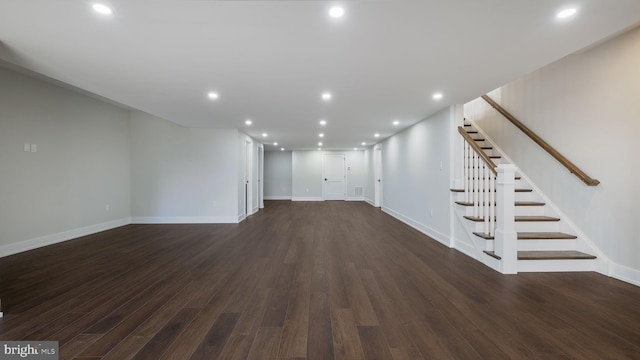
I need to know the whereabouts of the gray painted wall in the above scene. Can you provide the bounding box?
[0,66,130,255]
[264,151,292,199]
[130,111,239,222]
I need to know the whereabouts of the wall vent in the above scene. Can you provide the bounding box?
[354,186,364,197]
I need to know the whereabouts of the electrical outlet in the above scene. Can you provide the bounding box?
[430,208,434,217]
[24,143,31,152]
[306,188,309,193]
[105,204,110,211]
[30,144,37,153]
[212,200,217,207]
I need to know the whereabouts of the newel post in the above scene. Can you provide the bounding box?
[495,164,518,274]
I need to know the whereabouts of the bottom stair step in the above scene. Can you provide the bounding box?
[473,232,577,240]
[483,250,596,260]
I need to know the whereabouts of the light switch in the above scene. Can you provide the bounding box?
[30,144,37,153]
[24,143,31,152]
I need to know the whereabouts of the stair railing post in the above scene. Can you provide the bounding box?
[495,164,518,274]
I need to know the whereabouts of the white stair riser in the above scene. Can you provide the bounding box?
[485,239,577,252]
[514,192,538,202]
[515,221,560,232]
[517,259,597,272]
[459,203,546,217]
[514,206,545,216]
[517,239,577,251]
[468,219,560,233]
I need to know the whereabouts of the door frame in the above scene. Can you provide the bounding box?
[374,144,382,207]
[322,152,346,201]
[245,139,253,216]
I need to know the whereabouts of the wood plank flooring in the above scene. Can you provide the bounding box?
[1,200,640,359]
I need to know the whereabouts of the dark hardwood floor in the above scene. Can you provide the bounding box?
[1,201,640,359]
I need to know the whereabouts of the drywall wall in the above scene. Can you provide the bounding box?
[0,66,130,256]
[465,26,640,278]
[130,111,239,223]
[292,151,323,200]
[346,150,365,200]
[264,151,293,199]
[381,107,453,245]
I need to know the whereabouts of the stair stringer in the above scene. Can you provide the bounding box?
[465,117,609,274]
[451,192,501,272]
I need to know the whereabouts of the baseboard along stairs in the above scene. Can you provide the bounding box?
[451,119,599,274]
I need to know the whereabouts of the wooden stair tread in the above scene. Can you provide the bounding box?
[517,251,596,260]
[464,216,560,222]
[515,201,545,206]
[483,250,596,260]
[455,201,545,206]
[473,232,578,240]
[483,250,501,260]
[518,232,577,239]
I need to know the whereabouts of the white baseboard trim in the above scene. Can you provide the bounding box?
[131,216,239,224]
[0,218,131,258]
[291,197,324,202]
[346,197,365,202]
[610,263,640,287]
[364,198,376,207]
[381,206,451,247]
[264,196,292,200]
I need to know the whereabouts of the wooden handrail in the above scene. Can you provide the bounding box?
[481,95,600,186]
[458,126,497,175]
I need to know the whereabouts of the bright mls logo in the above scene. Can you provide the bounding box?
[1,341,58,359]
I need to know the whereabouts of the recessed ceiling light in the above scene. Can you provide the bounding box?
[393,120,400,126]
[273,142,278,146]
[245,119,252,125]
[319,133,324,138]
[374,133,380,138]
[361,142,366,146]
[318,148,322,151]
[208,92,219,100]
[281,148,285,151]
[318,142,323,146]
[432,92,443,100]
[353,147,358,150]
[92,3,113,15]
[262,133,268,137]
[557,8,577,19]
[321,92,332,101]
[329,6,345,18]
[319,120,327,126]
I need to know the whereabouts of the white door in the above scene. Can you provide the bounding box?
[374,145,382,207]
[323,153,346,200]
[245,140,253,216]
[258,145,264,209]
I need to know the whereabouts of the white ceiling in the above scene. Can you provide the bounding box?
[1,1,639,151]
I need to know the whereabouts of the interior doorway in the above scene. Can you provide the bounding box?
[374,144,382,207]
[323,153,346,200]
[245,139,253,216]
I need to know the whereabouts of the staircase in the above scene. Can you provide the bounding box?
[452,120,598,273]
